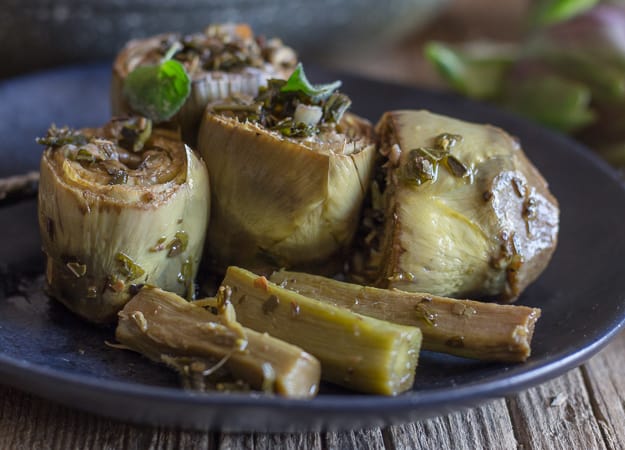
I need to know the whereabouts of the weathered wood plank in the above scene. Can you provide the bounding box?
[324,428,386,450]
[506,368,607,450]
[581,331,625,450]
[1,332,624,449]
[0,387,216,450]
[383,399,516,450]
[218,432,322,450]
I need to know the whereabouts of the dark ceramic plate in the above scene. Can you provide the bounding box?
[1,65,624,432]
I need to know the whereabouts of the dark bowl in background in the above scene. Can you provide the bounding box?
[1,0,448,78]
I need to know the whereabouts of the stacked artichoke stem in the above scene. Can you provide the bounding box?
[221,267,421,395]
[116,286,321,398]
[38,123,210,323]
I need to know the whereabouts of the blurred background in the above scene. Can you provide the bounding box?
[1,0,525,79]
[1,0,448,78]
[3,0,625,170]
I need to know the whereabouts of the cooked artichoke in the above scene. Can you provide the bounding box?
[369,110,559,301]
[116,286,321,398]
[221,266,421,396]
[37,118,210,323]
[197,72,376,272]
[111,24,297,143]
[270,270,541,362]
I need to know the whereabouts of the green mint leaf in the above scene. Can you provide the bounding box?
[280,63,341,101]
[123,59,191,123]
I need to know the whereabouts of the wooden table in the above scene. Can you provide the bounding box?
[0,331,623,449]
[3,2,625,448]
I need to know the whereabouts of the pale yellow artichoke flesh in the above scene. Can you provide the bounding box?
[198,112,376,272]
[374,110,559,301]
[38,123,210,323]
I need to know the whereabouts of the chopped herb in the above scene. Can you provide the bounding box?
[119,117,152,152]
[166,25,274,73]
[402,132,471,185]
[213,64,349,138]
[149,237,167,252]
[444,155,470,177]
[115,252,146,281]
[274,118,316,138]
[74,149,97,163]
[415,302,438,327]
[167,231,189,257]
[416,146,446,161]
[404,149,439,185]
[66,262,87,278]
[109,169,128,185]
[446,335,465,348]
[177,264,188,284]
[323,92,352,123]
[262,295,280,314]
[178,257,194,300]
[37,125,88,148]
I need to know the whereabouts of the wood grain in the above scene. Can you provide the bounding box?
[219,433,321,450]
[383,399,517,450]
[506,369,607,449]
[581,331,625,450]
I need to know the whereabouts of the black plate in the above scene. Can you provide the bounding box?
[1,65,624,432]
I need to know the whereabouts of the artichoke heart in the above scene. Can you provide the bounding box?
[371,110,559,301]
[198,98,376,271]
[37,118,210,323]
[111,23,297,142]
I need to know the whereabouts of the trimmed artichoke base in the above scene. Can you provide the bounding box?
[38,125,210,322]
[373,110,559,301]
[198,111,376,272]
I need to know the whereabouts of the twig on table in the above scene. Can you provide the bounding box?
[0,171,39,205]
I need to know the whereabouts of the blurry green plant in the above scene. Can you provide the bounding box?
[426,0,625,168]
